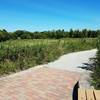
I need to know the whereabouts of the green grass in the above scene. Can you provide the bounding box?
[0,38,97,76]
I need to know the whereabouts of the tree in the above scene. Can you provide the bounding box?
[0,29,10,41]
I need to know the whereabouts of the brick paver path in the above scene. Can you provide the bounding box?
[0,67,80,100]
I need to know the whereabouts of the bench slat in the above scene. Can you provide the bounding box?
[78,88,86,100]
[94,90,100,100]
[86,89,95,100]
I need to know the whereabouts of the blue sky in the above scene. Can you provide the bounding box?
[0,0,100,31]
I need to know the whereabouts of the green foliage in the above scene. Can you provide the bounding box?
[0,29,100,42]
[0,38,97,76]
[91,36,100,89]
[0,29,10,42]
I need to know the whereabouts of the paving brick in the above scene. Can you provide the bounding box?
[0,67,80,100]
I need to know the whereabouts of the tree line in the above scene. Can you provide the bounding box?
[0,29,100,42]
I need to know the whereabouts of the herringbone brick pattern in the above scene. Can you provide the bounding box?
[0,67,80,100]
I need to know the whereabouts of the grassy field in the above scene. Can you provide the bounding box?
[0,38,97,76]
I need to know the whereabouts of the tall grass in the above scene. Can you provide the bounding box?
[0,38,97,76]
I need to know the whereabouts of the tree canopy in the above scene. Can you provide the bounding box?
[0,29,100,42]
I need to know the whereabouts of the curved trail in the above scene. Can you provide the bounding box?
[44,49,97,88]
[45,49,97,72]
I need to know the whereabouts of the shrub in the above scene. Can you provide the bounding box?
[0,38,97,76]
[91,36,100,89]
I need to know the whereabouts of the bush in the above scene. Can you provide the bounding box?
[91,36,100,89]
[0,38,97,76]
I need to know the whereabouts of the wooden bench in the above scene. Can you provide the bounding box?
[78,88,100,100]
